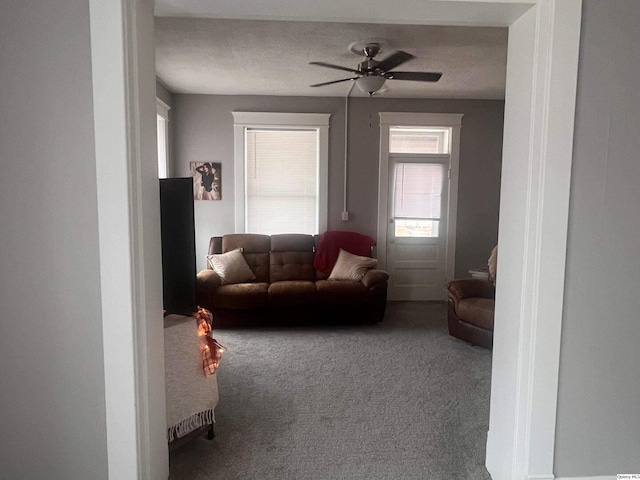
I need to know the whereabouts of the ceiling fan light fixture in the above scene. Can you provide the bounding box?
[356,75,386,96]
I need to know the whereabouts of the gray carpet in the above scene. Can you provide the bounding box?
[169,302,492,480]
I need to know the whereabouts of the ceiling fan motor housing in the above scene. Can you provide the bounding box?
[358,59,380,73]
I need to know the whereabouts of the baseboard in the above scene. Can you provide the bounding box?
[521,471,623,479]
[485,429,495,471]
[527,472,619,479]
[555,476,617,480]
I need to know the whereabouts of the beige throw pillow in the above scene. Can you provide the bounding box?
[328,249,377,281]
[488,245,498,284]
[206,248,256,285]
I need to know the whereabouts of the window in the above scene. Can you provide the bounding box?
[377,112,463,285]
[233,112,330,235]
[156,98,170,178]
[386,124,452,238]
[245,129,318,234]
[393,162,445,238]
[389,127,449,154]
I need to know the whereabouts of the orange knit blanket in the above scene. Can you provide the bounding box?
[194,307,226,376]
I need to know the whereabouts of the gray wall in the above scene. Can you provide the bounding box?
[0,1,108,478]
[555,0,640,476]
[156,78,173,107]
[172,94,503,274]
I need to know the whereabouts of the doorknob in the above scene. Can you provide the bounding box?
[389,219,394,224]
[390,239,395,243]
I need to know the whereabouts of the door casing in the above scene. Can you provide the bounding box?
[92,2,582,479]
[377,112,463,287]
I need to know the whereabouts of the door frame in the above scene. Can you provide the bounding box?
[90,0,168,478]
[92,1,582,479]
[377,112,463,286]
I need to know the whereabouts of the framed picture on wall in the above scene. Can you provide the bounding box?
[190,162,221,201]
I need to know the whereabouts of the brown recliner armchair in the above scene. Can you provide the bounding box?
[446,278,495,349]
[447,246,497,349]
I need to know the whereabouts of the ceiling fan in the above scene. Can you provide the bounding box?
[309,42,442,96]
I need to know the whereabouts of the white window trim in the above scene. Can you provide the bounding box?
[232,112,330,234]
[156,98,170,178]
[377,112,463,283]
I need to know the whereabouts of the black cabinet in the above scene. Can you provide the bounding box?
[159,178,197,315]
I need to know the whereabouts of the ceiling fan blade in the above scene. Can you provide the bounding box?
[376,51,415,72]
[309,61,360,74]
[310,77,358,87]
[386,71,442,82]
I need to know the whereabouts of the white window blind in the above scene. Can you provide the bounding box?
[389,127,449,154]
[393,163,444,237]
[245,129,318,234]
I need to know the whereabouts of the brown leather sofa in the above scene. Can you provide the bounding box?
[196,233,389,326]
[446,278,495,349]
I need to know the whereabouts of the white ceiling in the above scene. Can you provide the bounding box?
[154,0,531,26]
[155,1,513,99]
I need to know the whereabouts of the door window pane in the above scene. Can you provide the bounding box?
[394,219,439,237]
[393,163,444,237]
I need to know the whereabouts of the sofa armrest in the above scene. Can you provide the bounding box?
[361,269,389,289]
[196,269,222,291]
[447,279,495,302]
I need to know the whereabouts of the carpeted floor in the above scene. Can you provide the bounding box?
[169,302,492,480]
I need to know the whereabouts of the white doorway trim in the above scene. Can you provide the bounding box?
[95,1,582,479]
[486,1,582,479]
[377,112,463,286]
[90,0,168,478]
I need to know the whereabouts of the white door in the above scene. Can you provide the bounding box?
[387,156,449,301]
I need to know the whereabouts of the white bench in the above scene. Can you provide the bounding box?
[164,314,219,450]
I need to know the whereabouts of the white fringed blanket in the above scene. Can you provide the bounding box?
[164,314,219,442]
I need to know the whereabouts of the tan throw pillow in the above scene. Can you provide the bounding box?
[206,248,256,285]
[488,245,498,284]
[328,249,377,281]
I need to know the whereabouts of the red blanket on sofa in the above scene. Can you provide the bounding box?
[313,231,377,274]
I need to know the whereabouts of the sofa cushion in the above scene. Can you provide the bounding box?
[222,233,270,253]
[328,249,377,281]
[207,248,256,285]
[221,234,271,282]
[268,234,316,282]
[268,281,318,307]
[316,280,369,305]
[270,234,315,253]
[456,298,495,330]
[447,279,495,301]
[243,253,270,283]
[270,251,316,282]
[213,282,269,309]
